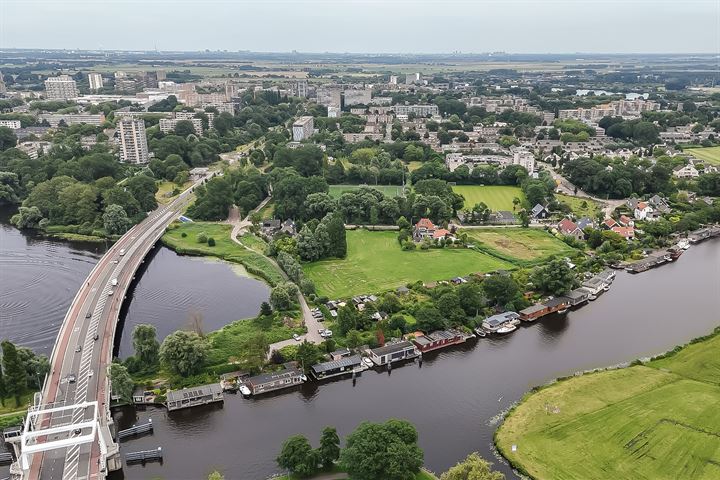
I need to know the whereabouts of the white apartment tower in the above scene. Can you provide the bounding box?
[88,72,104,91]
[44,75,79,99]
[292,116,314,141]
[118,117,149,164]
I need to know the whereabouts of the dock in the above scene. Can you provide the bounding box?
[117,420,154,441]
[125,447,163,464]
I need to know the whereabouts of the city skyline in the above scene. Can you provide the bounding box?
[1,0,718,54]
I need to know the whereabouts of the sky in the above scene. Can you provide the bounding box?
[1,0,718,54]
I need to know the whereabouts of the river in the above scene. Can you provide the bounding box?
[1,212,719,480]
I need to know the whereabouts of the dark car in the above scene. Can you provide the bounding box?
[85,312,92,319]
[67,374,76,384]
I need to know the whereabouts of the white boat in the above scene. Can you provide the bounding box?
[496,324,517,334]
[362,357,374,367]
[677,239,690,250]
[300,374,308,382]
[239,384,251,396]
[473,327,487,337]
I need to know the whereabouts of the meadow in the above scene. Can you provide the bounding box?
[496,329,720,480]
[303,229,513,298]
[462,228,575,263]
[686,146,720,166]
[451,185,525,211]
[328,184,406,198]
[554,193,602,218]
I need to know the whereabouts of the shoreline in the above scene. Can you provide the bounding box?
[493,325,720,479]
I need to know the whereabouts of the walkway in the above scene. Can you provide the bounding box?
[225,200,324,356]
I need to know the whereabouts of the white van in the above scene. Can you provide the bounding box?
[119,249,126,256]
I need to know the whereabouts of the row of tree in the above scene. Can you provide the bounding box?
[0,340,50,407]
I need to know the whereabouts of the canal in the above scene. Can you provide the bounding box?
[1,212,719,479]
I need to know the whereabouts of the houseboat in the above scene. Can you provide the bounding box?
[519,297,571,322]
[242,363,306,396]
[311,355,366,380]
[561,288,590,307]
[677,239,690,250]
[482,312,520,333]
[166,383,224,412]
[367,341,421,366]
[582,276,607,298]
[410,329,467,353]
[597,269,616,284]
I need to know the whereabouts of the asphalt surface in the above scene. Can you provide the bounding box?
[30,180,204,480]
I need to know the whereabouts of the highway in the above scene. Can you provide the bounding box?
[26,178,206,480]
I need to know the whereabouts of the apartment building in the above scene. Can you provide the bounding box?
[88,73,104,91]
[316,87,342,108]
[38,113,105,127]
[44,75,79,100]
[159,117,203,135]
[296,79,309,98]
[292,116,314,141]
[392,104,439,117]
[343,88,372,106]
[118,117,149,164]
[0,120,21,129]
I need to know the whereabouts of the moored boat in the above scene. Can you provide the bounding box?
[473,327,487,337]
[496,324,517,334]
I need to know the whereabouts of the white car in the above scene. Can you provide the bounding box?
[293,334,301,341]
[88,370,93,377]
[318,328,325,334]
[321,329,333,338]
[108,291,114,296]
[111,278,118,286]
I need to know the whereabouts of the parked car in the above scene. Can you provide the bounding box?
[321,329,333,338]
[293,334,301,341]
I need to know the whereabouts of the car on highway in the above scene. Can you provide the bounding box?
[111,278,118,286]
[75,345,82,353]
[73,428,82,435]
[119,249,126,256]
[85,312,92,319]
[108,290,114,296]
[67,374,76,383]
[88,370,93,378]
[93,334,99,341]
[112,260,119,264]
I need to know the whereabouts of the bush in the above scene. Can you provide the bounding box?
[207,237,216,247]
[197,232,208,243]
[181,232,187,238]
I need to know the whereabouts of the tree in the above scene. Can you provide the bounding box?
[318,426,341,468]
[270,282,298,311]
[11,206,44,229]
[337,304,359,335]
[208,471,225,480]
[103,204,132,235]
[132,324,160,368]
[108,363,134,404]
[188,176,234,220]
[173,119,197,136]
[0,127,18,151]
[159,330,208,377]
[296,341,320,373]
[0,358,5,406]
[340,419,424,480]
[125,174,158,212]
[0,171,21,205]
[297,225,322,261]
[277,435,318,477]
[1,340,27,406]
[415,305,446,332]
[440,452,505,480]
[482,274,520,308]
[322,212,347,258]
[260,301,273,316]
[531,258,576,296]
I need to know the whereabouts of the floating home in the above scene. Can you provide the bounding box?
[311,355,365,380]
[482,312,521,332]
[243,363,305,395]
[519,296,570,322]
[367,341,421,366]
[561,288,590,306]
[411,329,467,353]
[166,383,224,412]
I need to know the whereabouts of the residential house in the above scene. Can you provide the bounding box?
[367,341,420,366]
[530,203,550,219]
[602,218,618,229]
[673,163,699,178]
[648,195,671,214]
[558,218,584,241]
[280,219,297,236]
[611,226,635,240]
[618,215,634,227]
[576,217,594,230]
[482,312,520,332]
[413,218,436,240]
[633,202,653,220]
[490,210,517,225]
[260,219,282,237]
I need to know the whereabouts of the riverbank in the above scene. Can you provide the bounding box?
[273,466,438,480]
[495,326,720,479]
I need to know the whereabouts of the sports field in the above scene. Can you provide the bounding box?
[462,228,575,262]
[496,329,720,480]
[328,184,406,198]
[303,229,513,298]
[451,185,525,211]
[686,146,720,166]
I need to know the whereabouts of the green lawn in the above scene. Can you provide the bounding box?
[451,185,525,211]
[155,180,192,205]
[496,328,720,480]
[686,146,720,166]
[162,222,284,286]
[462,228,575,263]
[554,194,601,218]
[303,230,513,298]
[328,184,406,198]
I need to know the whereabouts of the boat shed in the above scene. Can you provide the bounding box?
[166,383,223,412]
[311,355,363,379]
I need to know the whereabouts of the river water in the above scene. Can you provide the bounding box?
[1,211,719,480]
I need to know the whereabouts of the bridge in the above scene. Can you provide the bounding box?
[5,175,209,480]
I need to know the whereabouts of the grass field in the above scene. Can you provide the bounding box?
[155,180,192,204]
[162,222,284,286]
[328,184,406,198]
[496,328,720,480]
[462,228,575,263]
[554,194,602,218]
[686,146,720,166]
[452,185,525,211]
[303,229,513,298]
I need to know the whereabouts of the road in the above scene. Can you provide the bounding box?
[29,178,207,480]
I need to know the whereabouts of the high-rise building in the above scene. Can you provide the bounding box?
[88,73,104,91]
[0,71,6,94]
[44,75,79,99]
[118,117,149,164]
[389,75,398,85]
[296,80,308,98]
[292,116,314,141]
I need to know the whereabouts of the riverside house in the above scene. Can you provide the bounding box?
[166,384,224,412]
[367,341,421,366]
[410,329,467,353]
[244,363,305,395]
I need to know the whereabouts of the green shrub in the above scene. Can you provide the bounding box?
[197,232,208,243]
[207,237,216,247]
[181,232,187,238]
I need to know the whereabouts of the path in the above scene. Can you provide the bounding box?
[545,164,624,217]
[225,200,324,356]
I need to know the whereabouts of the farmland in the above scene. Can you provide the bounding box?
[303,229,513,298]
[328,184,406,198]
[686,146,720,166]
[451,185,525,211]
[496,328,720,480]
[461,228,575,263]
